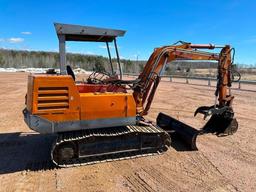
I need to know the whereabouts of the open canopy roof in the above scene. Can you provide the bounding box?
[55,22,125,78]
[54,23,126,42]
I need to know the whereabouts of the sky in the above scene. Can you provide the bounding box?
[0,0,256,65]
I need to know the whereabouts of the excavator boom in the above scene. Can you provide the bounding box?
[134,42,234,116]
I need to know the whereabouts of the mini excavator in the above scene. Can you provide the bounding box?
[23,23,238,167]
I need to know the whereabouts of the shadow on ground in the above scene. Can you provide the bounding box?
[0,130,200,175]
[0,132,57,174]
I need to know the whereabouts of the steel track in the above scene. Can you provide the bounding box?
[51,124,171,167]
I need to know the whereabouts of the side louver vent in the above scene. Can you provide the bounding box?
[37,87,69,111]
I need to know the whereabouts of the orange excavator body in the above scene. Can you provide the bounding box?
[25,74,137,133]
[23,23,238,167]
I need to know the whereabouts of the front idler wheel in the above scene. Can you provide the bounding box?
[56,142,77,163]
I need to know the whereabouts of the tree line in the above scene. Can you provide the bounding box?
[0,49,229,75]
[0,49,146,73]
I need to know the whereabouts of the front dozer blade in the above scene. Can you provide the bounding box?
[156,113,199,150]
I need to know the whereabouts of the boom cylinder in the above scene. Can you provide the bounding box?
[190,44,225,49]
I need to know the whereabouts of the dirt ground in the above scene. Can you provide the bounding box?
[0,72,256,192]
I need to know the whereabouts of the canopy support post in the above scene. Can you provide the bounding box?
[106,42,114,75]
[58,34,66,75]
[114,38,122,79]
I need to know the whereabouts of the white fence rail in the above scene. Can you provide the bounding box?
[124,73,256,92]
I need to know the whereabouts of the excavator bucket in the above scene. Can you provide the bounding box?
[156,113,199,150]
[194,105,239,136]
[201,114,238,136]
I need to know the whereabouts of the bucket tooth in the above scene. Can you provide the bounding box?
[156,113,199,150]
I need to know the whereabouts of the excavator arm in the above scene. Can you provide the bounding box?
[132,42,238,142]
[133,42,234,116]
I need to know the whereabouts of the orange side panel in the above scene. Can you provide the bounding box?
[40,112,80,122]
[29,74,80,122]
[80,93,136,120]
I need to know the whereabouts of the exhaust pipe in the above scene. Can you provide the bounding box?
[156,113,199,150]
